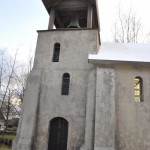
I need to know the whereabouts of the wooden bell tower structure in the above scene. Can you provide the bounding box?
[43,0,100,29]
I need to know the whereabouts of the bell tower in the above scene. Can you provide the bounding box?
[12,0,100,150]
[43,0,100,30]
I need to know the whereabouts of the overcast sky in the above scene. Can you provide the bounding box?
[99,0,150,42]
[0,0,150,62]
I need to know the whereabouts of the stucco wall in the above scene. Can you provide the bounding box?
[94,67,115,150]
[115,64,150,150]
[33,29,99,150]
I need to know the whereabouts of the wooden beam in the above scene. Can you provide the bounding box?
[87,2,93,28]
[42,0,63,8]
[48,8,55,29]
[56,0,88,10]
[92,13,96,27]
[55,12,64,28]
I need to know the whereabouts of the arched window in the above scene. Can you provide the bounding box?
[134,76,143,102]
[52,43,60,62]
[48,117,68,150]
[61,73,70,95]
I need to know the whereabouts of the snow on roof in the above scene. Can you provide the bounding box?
[89,43,150,64]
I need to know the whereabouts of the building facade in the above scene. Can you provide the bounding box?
[12,0,150,150]
[89,43,150,150]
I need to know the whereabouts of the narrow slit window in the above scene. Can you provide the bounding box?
[61,73,70,95]
[134,77,143,102]
[52,43,60,62]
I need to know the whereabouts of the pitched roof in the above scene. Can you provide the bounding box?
[89,43,150,64]
[42,0,98,10]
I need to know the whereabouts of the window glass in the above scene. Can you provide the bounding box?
[134,77,143,102]
[62,73,70,95]
[52,43,60,62]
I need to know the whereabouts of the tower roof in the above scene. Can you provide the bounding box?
[42,0,98,8]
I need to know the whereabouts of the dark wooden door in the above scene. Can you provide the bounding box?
[48,117,68,150]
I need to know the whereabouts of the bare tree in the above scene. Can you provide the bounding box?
[0,50,7,93]
[112,6,142,43]
[14,58,33,103]
[2,89,20,136]
[0,48,33,136]
[0,50,18,108]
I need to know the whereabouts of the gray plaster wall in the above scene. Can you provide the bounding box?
[34,29,99,70]
[94,67,115,150]
[91,63,150,150]
[32,29,99,150]
[115,64,150,150]
[80,69,96,150]
[13,69,42,150]
[12,28,150,150]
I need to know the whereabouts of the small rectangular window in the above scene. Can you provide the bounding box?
[52,43,60,62]
[134,77,143,102]
[61,73,70,95]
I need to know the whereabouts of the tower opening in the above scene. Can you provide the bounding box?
[52,43,60,62]
[67,13,81,28]
[43,0,99,30]
[61,73,70,95]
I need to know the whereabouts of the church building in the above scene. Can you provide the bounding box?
[12,0,150,150]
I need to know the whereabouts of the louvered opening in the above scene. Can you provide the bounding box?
[62,73,70,95]
[52,43,60,62]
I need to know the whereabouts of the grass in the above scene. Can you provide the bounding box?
[0,134,15,140]
[0,144,11,150]
[0,134,16,150]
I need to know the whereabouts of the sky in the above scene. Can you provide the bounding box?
[0,0,49,63]
[99,0,150,42]
[0,0,150,62]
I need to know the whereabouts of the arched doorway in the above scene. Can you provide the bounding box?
[48,117,68,150]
